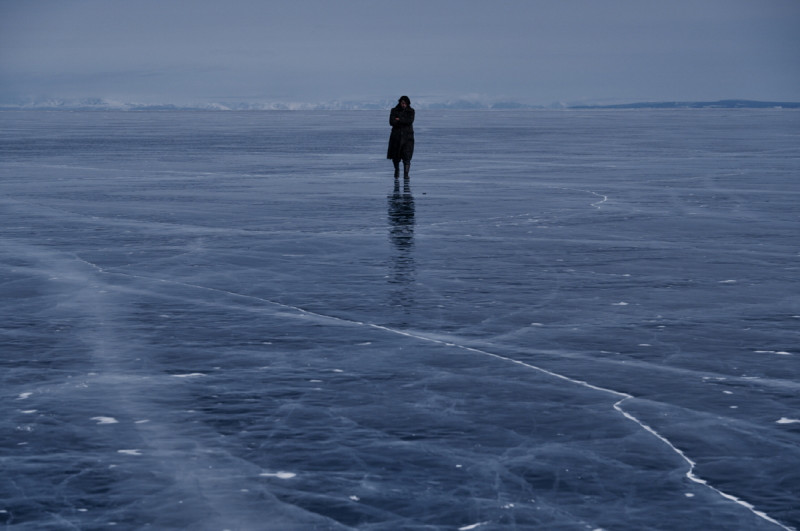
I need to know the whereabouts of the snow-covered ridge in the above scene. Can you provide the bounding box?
[0,97,546,111]
[1,97,797,111]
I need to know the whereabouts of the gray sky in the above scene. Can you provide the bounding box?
[1,0,799,106]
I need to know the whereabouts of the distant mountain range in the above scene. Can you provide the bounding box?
[1,98,798,111]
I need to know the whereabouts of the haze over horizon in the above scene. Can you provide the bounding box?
[1,0,799,108]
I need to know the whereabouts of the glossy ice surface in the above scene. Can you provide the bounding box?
[1,110,799,530]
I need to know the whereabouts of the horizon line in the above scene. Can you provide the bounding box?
[2,97,799,111]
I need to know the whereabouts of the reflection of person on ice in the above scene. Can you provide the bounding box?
[387,95,415,180]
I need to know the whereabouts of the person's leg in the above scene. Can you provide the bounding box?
[393,159,400,178]
[402,141,413,179]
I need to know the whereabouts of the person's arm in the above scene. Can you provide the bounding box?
[396,108,414,125]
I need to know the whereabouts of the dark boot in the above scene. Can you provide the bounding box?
[403,161,410,180]
[393,160,400,179]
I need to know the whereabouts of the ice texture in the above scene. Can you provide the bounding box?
[1,109,799,530]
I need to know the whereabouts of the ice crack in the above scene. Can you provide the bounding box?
[74,258,791,530]
[366,324,792,530]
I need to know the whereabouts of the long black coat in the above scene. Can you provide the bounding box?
[387,106,415,161]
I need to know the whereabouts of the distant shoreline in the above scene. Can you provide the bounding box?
[568,99,800,110]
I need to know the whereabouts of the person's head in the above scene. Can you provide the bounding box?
[398,95,410,108]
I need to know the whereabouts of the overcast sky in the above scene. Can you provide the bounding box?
[1,0,799,106]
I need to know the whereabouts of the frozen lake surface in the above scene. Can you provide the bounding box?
[1,109,799,530]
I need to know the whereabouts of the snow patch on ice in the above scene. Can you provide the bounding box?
[754,350,792,356]
[91,416,119,424]
[259,471,296,479]
[117,449,142,456]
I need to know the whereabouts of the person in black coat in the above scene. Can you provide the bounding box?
[387,95,415,179]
